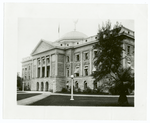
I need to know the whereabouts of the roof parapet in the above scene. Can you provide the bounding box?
[22,56,32,62]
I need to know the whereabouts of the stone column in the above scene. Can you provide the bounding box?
[36,58,38,78]
[80,51,83,76]
[32,59,34,78]
[55,53,58,76]
[70,50,74,76]
[40,58,42,78]
[39,83,41,91]
[64,55,66,76]
[89,49,92,75]
[50,54,52,77]
[45,57,47,77]
[43,82,45,91]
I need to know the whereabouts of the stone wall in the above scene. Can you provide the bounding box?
[58,64,64,76]
[56,77,66,92]
[31,77,56,92]
[65,76,94,91]
[51,63,55,77]
[58,54,64,77]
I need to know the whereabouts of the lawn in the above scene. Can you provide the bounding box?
[17,93,42,101]
[29,95,134,106]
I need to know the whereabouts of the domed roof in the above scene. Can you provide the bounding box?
[61,31,88,40]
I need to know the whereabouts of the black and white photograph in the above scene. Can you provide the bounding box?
[3,2,148,120]
[17,18,134,107]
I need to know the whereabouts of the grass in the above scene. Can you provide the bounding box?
[17,93,41,101]
[28,95,134,106]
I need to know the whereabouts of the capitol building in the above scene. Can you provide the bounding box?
[22,26,134,92]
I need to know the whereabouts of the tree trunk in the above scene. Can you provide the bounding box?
[118,82,129,106]
[118,93,128,106]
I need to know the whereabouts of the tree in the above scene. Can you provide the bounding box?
[92,20,134,106]
[17,74,22,90]
[114,67,134,105]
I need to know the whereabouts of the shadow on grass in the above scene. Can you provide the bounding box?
[17,93,42,101]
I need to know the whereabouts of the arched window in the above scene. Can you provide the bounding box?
[75,81,78,88]
[84,81,87,90]
[66,81,69,89]
[41,82,44,91]
[36,82,39,91]
[93,81,97,89]
[45,82,49,91]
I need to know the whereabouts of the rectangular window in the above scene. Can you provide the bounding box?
[127,46,130,55]
[42,67,45,77]
[43,59,45,65]
[67,68,69,77]
[76,54,80,61]
[76,73,79,77]
[85,53,88,60]
[38,60,40,65]
[38,68,40,78]
[84,66,88,76]
[47,66,50,77]
[67,56,69,62]
[74,67,79,77]
[94,51,97,58]
[47,58,50,64]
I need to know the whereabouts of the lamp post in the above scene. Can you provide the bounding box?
[22,81,24,91]
[70,75,74,100]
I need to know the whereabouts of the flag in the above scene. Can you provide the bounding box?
[58,24,60,33]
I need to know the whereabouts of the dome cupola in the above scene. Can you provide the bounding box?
[60,30,88,40]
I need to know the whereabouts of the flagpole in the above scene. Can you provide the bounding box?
[58,24,60,38]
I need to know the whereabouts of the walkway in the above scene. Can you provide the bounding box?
[17,93,51,105]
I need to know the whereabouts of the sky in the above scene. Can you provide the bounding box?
[17,5,134,77]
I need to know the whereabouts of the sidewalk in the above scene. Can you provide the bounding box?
[17,93,51,105]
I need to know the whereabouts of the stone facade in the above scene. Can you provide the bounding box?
[22,26,134,92]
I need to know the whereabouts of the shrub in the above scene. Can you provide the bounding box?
[78,88,81,93]
[83,87,92,94]
[24,86,31,91]
[109,86,120,95]
[61,88,68,93]
[74,88,81,93]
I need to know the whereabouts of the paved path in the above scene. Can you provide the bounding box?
[17,93,51,105]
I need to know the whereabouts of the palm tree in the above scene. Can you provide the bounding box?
[113,67,134,105]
